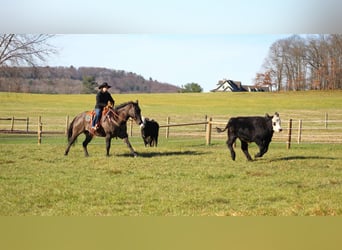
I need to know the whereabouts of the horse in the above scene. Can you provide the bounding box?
[64,101,144,157]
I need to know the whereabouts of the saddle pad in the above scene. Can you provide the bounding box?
[85,110,95,122]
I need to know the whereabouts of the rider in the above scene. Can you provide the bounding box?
[91,82,115,132]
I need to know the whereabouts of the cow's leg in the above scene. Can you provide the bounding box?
[147,136,152,147]
[105,134,112,157]
[255,141,270,158]
[82,132,93,157]
[241,141,253,161]
[226,136,237,161]
[123,137,138,157]
[143,136,149,147]
[152,137,157,147]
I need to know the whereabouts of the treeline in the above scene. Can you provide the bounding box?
[256,34,342,91]
[0,66,180,94]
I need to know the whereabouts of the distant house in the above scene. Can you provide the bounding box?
[211,79,271,92]
[245,85,272,92]
[211,79,246,92]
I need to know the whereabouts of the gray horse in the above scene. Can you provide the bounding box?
[64,101,144,157]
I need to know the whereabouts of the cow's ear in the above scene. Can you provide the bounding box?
[265,113,270,118]
[274,112,279,117]
[136,99,139,104]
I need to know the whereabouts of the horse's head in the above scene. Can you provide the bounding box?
[113,100,144,128]
[129,100,144,128]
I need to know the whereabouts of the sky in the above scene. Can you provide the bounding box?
[48,34,289,92]
[2,0,342,92]
[2,0,341,33]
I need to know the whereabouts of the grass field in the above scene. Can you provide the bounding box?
[1,91,342,215]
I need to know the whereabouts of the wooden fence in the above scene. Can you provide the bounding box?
[0,116,67,145]
[0,116,30,133]
[1,115,342,146]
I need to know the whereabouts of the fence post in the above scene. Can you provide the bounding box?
[205,117,212,145]
[166,116,170,139]
[204,114,207,131]
[11,116,14,131]
[325,112,328,129]
[26,117,29,133]
[287,119,292,149]
[38,116,42,145]
[297,119,302,144]
[65,115,69,135]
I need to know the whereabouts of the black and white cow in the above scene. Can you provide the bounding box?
[216,112,282,161]
[141,117,159,147]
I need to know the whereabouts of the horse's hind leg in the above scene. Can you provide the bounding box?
[82,132,93,157]
[123,137,138,157]
[65,135,78,156]
[64,142,72,156]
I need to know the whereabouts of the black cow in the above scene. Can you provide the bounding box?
[216,112,282,161]
[141,117,159,147]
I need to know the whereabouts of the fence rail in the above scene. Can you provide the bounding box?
[1,115,342,146]
[0,116,29,132]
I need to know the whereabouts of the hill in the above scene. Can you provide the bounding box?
[0,66,180,94]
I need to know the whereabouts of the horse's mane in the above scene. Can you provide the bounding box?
[114,101,135,110]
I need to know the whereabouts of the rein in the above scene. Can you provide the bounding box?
[104,102,142,127]
[103,108,120,126]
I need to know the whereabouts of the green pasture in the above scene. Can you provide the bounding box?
[0,91,342,215]
[1,90,341,120]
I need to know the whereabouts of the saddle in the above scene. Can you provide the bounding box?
[86,106,119,129]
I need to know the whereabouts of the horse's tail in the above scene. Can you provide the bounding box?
[67,117,77,145]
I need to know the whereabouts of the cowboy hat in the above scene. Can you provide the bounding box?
[98,82,111,89]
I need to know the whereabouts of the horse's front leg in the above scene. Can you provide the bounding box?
[82,132,93,157]
[105,134,112,157]
[123,137,138,157]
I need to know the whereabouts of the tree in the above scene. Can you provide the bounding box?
[180,82,203,93]
[254,71,273,89]
[0,34,57,66]
[261,34,342,91]
[82,76,97,94]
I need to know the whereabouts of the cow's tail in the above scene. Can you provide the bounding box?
[216,123,228,133]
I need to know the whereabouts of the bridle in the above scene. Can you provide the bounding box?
[129,103,144,128]
[104,103,144,128]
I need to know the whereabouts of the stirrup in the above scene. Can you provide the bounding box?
[90,127,96,135]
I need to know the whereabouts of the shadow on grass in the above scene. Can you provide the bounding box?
[117,150,208,158]
[269,156,338,161]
